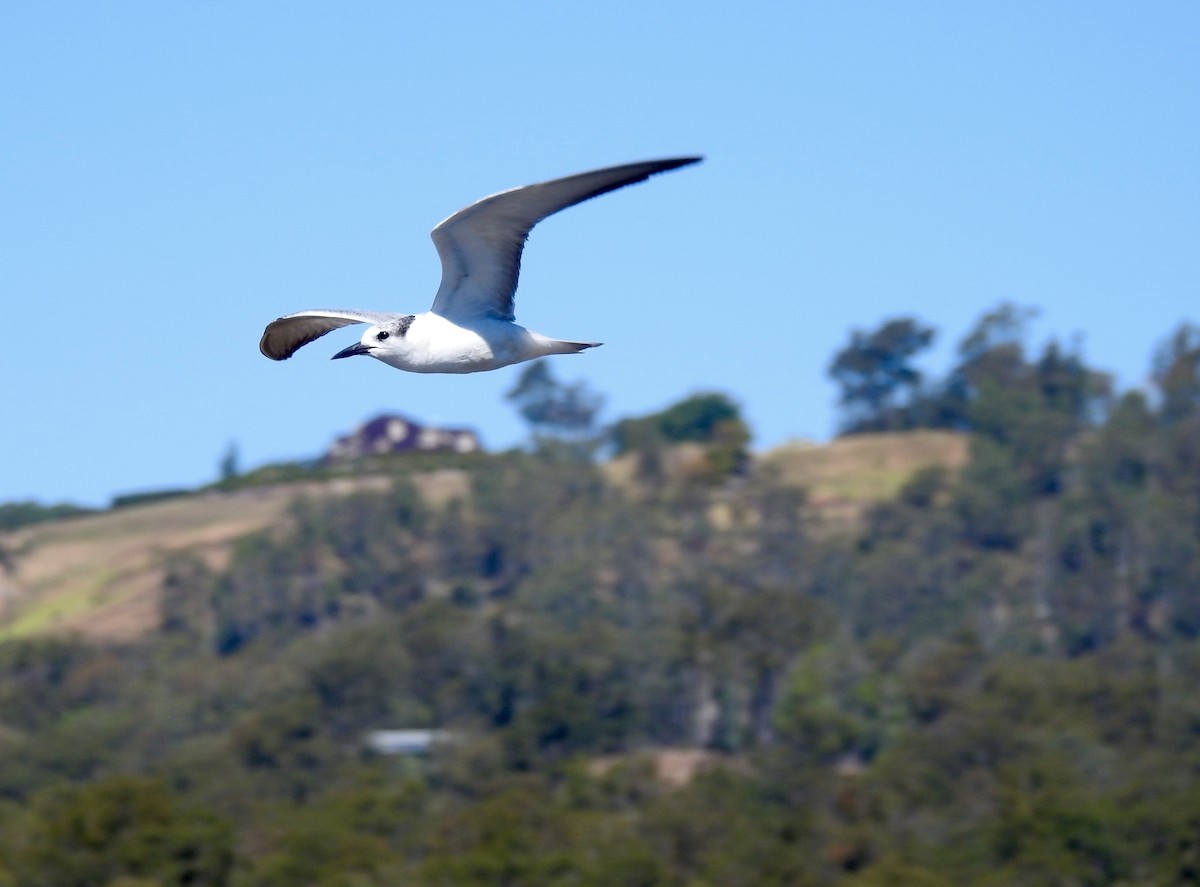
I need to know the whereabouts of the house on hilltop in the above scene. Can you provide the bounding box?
[326,414,481,461]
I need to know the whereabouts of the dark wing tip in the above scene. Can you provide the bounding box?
[619,156,704,184]
[259,317,331,361]
[639,156,704,178]
[562,156,704,217]
[259,321,292,361]
[260,312,377,361]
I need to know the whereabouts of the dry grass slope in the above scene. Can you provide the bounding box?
[761,429,969,517]
[0,435,967,644]
[0,477,395,643]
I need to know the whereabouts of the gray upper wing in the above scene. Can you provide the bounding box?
[259,309,399,360]
[428,157,702,323]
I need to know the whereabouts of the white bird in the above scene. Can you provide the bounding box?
[259,157,702,373]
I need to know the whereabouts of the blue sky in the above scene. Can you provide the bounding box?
[3,3,1198,507]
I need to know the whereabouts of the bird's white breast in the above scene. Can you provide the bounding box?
[374,312,531,374]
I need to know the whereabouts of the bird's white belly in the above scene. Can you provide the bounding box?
[377,314,530,374]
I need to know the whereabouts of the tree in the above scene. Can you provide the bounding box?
[1152,322,1200,425]
[218,441,240,484]
[0,500,92,532]
[612,393,751,482]
[939,305,1110,495]
[506,360,605,455]
[829,317,935,433]
[933,303,1036,429]
[613,392,745,453]
[15,776,233,887]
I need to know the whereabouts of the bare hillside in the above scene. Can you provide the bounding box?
[0,478,395,642]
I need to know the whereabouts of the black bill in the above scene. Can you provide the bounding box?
[331,342,372,360]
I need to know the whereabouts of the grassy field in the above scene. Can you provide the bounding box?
[0,477,394,642]
[761,429,968,505]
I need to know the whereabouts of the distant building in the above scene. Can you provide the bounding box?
[326,414,481,461]
[364,729,455,755]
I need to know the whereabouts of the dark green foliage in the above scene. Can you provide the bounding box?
[242,779,428,887]
[838,306,1113,489]
[0,637,120,732]
[3,310,1200,884]
[219,441,241,483]
[202,482,431,654]
[111,488,194,509]
[612,391,751,482]
[506,359,605,448]
[11,776,233,887]
[0,500,93,531]
[829,317,936,433]
[1153,322,1200,425]
[613,391,743,451]
[962,338,1111,496]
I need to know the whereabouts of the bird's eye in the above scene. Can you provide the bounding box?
[376,331,390,341]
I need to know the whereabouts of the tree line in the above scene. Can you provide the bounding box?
[0,307,1198,884]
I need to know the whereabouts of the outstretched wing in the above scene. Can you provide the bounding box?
[428,157,702,323]
[259,309,399,360]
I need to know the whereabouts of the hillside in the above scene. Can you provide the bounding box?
[0,471,476,643]
[0,432,965,644]
[3,311,1199,886]
[0,388,1198,886]
[760,429,968,507]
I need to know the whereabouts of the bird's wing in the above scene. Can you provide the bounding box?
[428,157,702,322]
[259,309,399,360]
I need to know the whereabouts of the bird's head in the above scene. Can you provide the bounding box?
[332,315,416,361]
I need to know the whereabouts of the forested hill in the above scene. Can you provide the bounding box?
[0,309,1198,886]
[0,430,964,645]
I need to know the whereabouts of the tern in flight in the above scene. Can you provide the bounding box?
[259,156,702,374]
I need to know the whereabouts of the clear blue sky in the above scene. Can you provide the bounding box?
[3,3,1198,507]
